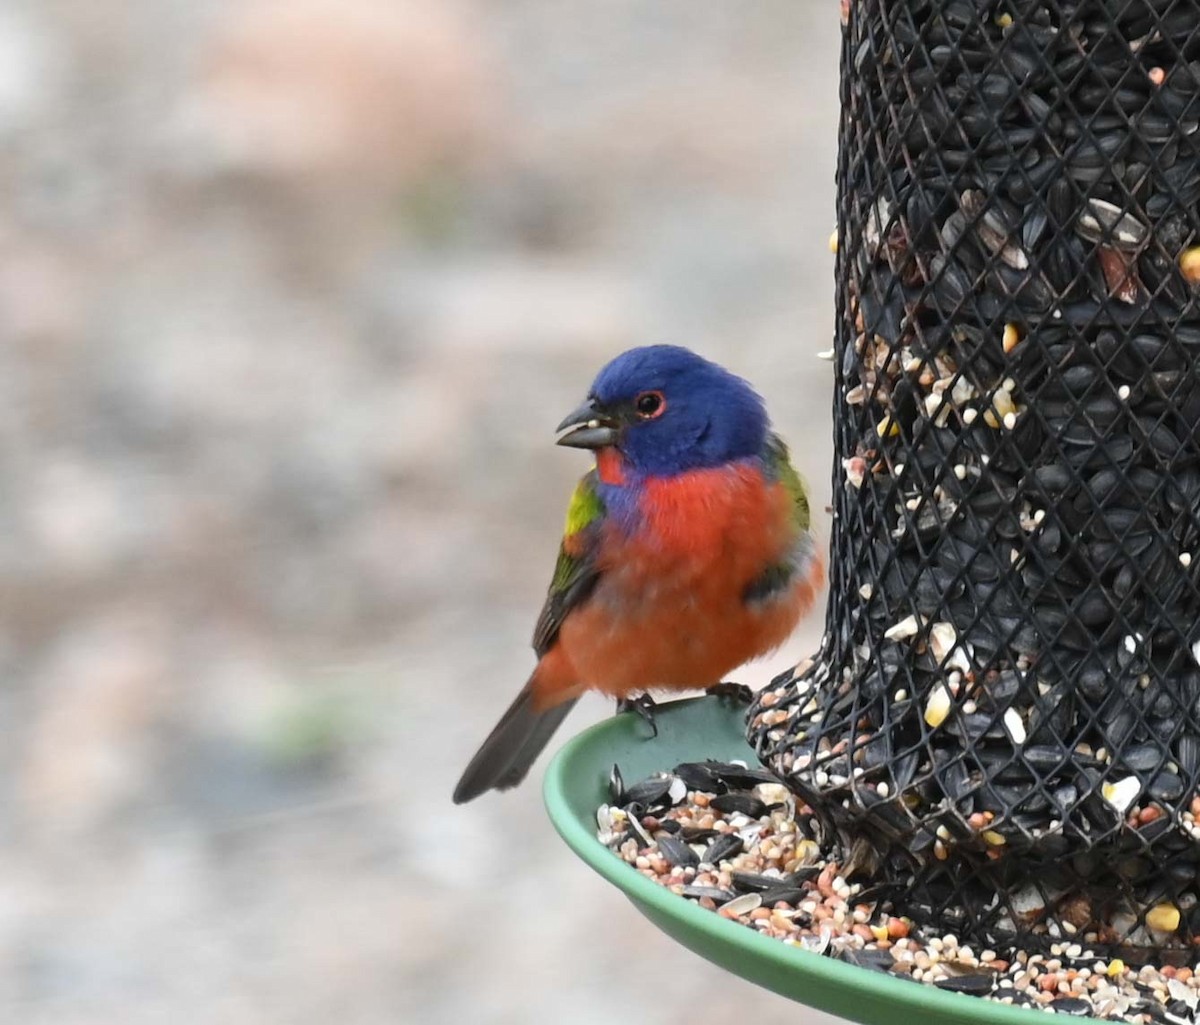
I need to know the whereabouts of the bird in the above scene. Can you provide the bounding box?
[453,345,823,804]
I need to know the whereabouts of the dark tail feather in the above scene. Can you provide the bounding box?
[453,680,579,804]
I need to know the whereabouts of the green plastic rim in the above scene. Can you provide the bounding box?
[544,695,1096,1025]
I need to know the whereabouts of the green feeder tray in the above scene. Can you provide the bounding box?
[544,695,1091,1025]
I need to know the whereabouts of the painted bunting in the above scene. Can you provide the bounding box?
[453,345,823,804]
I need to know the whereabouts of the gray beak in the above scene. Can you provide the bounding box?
[555,399,619,450]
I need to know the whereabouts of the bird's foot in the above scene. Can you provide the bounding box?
[616,693,659,737]
[706,681,754,704]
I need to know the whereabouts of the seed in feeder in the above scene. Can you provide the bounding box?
[1002,323,1021,353]
[1102,776,1140,815]
[924,684,953,728]
[924,392,950,425]
[961,407,978,425]
[953,463,966,480]
[928,622,957,663]
[1078,201,1148,250]
[1118,384,1130,400]
[884,615,921,641]
[721,892,764,917]
[1149,66,1165,86]
[842,456,866,489]
[1106,959,1125,978]
[1192,640,1200,666]
[1011,885,1045,922]
[951,376,975,406]
[816,348,835,361]
[982,830,1005,847]
[876,414,899,438]
[1181,552,1192,567]
[858,583,873,599]
[1003,707,1026,745]
[1002,411,1016,430]
[1180,247,1200,285]
[828,229,839,254]
[995,12,1012,27]
[992,389,1016,420]
[1097,246,1141,302]
[1146,903,1180,933]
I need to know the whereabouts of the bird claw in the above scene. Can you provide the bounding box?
[706,681,754,704]
[616,693,659,737]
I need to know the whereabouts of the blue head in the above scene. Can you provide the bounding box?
[555,345,769,476]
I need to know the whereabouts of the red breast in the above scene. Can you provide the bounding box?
[531,462,821,708]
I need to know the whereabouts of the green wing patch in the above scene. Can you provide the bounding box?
[743,434,813,606]
[552,473,604,588]
[534,472,606,656]
[563,475,604,537]
[764,434,811,532]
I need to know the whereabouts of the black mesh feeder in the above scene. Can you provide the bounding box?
[748,0,1200,962]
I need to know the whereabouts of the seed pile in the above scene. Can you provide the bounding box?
[599,760,1200,1022]
[750,0,1200,954]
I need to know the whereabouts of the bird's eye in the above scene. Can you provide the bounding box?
[634,390,665,419]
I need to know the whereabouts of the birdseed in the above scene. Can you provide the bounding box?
[598,761,1200,1022]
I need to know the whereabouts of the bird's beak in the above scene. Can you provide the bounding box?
[555,399,619,449]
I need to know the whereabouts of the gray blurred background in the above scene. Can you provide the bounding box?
[0,2,842,1022]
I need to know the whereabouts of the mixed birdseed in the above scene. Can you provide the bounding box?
[599,759,1200,1022]
[748,0,1200,953]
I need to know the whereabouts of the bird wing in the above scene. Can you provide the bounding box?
[743,434,815,605]
[763,432,811,533]
[532,470,606,657]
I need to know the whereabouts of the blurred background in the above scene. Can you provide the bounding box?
[0,2,841,1022]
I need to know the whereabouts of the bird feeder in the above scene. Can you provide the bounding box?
[547,3,1200,1022]
[749,0,1200,961]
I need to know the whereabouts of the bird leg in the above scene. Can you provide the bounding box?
[705,681,754,704]
[615,693,659,737]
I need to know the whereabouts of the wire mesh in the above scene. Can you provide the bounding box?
[749,0,1200,958]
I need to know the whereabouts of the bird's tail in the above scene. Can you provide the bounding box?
[453,674,579,804]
